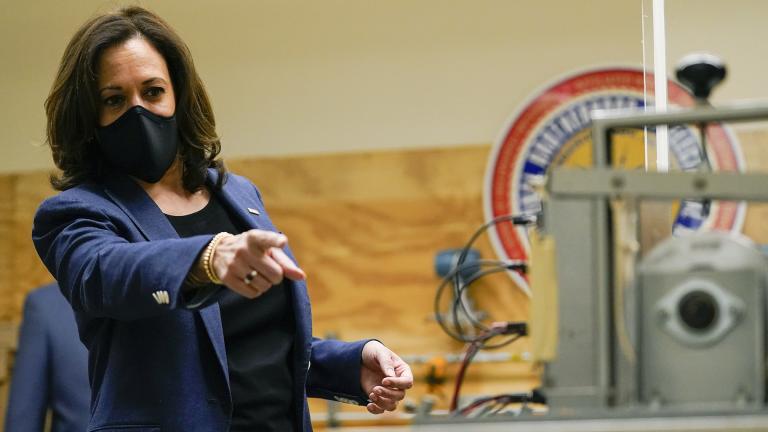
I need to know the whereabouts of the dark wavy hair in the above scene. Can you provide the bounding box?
[45,6,226,191]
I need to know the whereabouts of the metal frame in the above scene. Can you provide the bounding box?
[541,101,768,412]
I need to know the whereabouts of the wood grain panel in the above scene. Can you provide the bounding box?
[10,172,57,321]
[0,176,16,322]
[734,129,768,242]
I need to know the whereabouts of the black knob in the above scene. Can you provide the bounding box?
[675,53,727,102]
[678,290,718,332]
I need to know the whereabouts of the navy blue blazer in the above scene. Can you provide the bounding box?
[5,283,90,432]
[32,170,369,432]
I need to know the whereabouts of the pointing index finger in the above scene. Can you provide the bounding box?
[246,230,287,251]
[270,248,306,281]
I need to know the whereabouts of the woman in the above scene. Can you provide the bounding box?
[32,6,412,432]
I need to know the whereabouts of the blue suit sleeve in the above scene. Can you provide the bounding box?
[5,293,50,432]
[32,195,212,320]
[306,338,372,405]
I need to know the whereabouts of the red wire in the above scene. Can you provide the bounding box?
[449,324,524,413]
[459,395,497,416]
[449,341,480,412]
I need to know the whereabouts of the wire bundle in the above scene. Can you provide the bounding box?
[433,214,536,413]
[458,388,547,417]
[448,323,527,412]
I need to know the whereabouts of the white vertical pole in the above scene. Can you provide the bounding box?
[641,0,649,171]
[653,0,669,172]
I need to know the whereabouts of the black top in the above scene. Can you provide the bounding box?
[166,195,296,432]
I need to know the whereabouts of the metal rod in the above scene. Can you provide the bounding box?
[592,103,768,130]
[548,168,768,202]
[652,0,669,171]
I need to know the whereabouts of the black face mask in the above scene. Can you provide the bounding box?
[95,106,178,183]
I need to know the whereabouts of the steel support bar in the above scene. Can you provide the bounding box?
[548,168,768,202]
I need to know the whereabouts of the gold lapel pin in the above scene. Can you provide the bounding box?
[247,207,261,216]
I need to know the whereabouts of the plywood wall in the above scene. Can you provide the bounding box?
[2,133,768,425]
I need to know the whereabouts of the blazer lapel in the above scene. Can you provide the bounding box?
[101,173,231,397]
[207,170,263,232]
[102,174,179,241]
[210,170,314,389]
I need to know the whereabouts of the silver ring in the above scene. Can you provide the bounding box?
[243,269,258,285]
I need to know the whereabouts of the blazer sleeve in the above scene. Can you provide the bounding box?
[32,194,213,320]
[4,293,50,432]
[306,338,372,405]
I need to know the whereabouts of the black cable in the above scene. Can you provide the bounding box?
[434,260,525,343]
[436,261,504,342]
[452,266,510,336]
[451,214,534,307]
[479,333,522,351]
[487,400,510,416]
[436,214,535,414]
[452,214,535,291]
[454,265,524,332]
[458,389,547,417]
[434,213,532,344]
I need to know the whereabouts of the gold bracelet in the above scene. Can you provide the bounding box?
[202,232,231,285]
